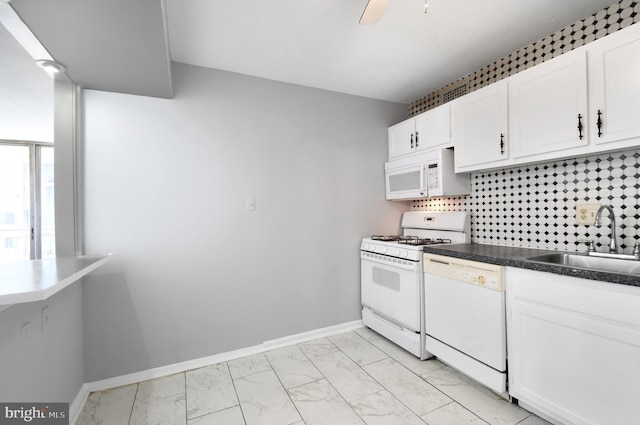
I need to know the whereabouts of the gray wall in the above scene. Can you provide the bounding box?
[82,62,408,381]
[0,287,84,402]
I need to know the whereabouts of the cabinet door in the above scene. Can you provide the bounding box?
[388,119,415,160]
[452,81,509,171]
[507,268,640,425]
[589,23,640,146]
[509,49,588,159]
[415,103,451,151]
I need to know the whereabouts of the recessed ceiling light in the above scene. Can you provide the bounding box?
[36,59,65,75]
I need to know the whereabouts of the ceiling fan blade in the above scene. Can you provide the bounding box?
[359,0,390,25]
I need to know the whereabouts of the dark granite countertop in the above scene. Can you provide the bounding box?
[422,243,640,287]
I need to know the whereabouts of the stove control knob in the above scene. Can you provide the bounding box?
[391,249,400,257]
[377,246,387,254]
[400,250,408,258]
[362,243,370,250]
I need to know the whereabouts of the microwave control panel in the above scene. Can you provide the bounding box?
[427,163,439,191]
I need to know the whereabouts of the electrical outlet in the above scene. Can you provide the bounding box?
[576,203,601,225]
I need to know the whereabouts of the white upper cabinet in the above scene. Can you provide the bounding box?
[388,103,451,160]
[509,49,589,160]
[388,119,416,159]
[588,23,640,148]
[452,81,509,172]
[414,103,451,151]
[388,24,640,174]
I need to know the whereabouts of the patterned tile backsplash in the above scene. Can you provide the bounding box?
[409,0,640,115]
[412,148,640,254]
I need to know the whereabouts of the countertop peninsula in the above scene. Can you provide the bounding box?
[0,254,113,306]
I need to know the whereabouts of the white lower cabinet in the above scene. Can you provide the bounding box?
[506,267,640,425]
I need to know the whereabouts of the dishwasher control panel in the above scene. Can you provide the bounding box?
[455,269,501,290]
[423,253,505,291]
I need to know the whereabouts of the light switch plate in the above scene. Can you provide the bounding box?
[576,203,600,225]
[245,196,256,211]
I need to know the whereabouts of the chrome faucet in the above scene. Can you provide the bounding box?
[594,205,618,253]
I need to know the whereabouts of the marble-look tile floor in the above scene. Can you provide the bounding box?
[76,328,551,425]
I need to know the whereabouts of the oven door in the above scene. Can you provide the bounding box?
[361,251,421,331]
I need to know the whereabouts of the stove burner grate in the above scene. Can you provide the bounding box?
[397,238,452,246]
[371,235,401,241]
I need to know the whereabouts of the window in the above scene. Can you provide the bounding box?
[0,142,54,261]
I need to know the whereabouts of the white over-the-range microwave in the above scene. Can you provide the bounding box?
[385,148,470,200]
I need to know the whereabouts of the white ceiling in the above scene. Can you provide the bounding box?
[6,0,619,103]
[166,0,618,103]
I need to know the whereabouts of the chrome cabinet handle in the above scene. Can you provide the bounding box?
[500,133,505,155]
[410,133,414,149]
[415,132,419,148]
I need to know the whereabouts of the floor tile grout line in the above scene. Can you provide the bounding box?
[417,364,502,421]
[348,331,465,421]
[183,371,187,425]
[228,353,271,380]
[514,412,537,424]
[126,383,140,425]
[327,331,391,367]
[262,345,309,424]
[317,333,428,424]
[347,387,432,425]
[430,400,492,425]
[295,335,387,425]
[225,361,249,425]
[418,365,525,425]
[357,356,434,420]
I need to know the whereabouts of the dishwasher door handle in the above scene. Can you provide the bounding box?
[427,258,450,265]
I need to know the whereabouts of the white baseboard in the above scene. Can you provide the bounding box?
[69,383,91,425]
[70,319,362,424]
[262,319,363,350]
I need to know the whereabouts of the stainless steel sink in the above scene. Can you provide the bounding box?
[526,253,640,275]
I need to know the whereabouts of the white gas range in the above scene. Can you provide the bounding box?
[360,211,470,359]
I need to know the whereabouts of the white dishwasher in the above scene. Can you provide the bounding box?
[423,253,507,394]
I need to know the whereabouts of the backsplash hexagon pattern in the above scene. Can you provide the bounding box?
[413,147,640,254]
[409,0,639,115]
